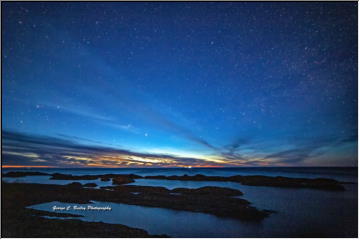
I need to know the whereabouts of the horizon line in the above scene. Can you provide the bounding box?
[1,165,357,169]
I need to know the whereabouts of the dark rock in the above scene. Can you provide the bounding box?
[237,176,345,191]
[110,185,171,194]
[3,181,270,222]
[83,183,97,188]
[112,176,135,185]
[49,173,142,181]
[66,182,83,188]
[48,172,345,191]
[172,186,243,196]
[145,174,345,191]
[3,171,50,178]
[27,209,83,218]
[94,185,261,220]
[51,173,98,180]
[2,183,167,237]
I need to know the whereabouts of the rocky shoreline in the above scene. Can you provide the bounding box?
[2,182,167,237]
[4,171,348,191]
[2,178,271,237]
[1,171,354,237]
[144,174,348,191]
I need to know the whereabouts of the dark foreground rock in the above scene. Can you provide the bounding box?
[232,175,345,190]
[2,182,167,237]
[112,176,135,185]
[3,171,50,177]
[5,218,161,238]
[51,173,99,180]
[66,182,98,188]
[98,184,265,220]
[4,171,346,191]
[144,174,346,191]
[66,182,83,188]
[172,186,243,196]
[3,182,270,223]
[50,173,141,181]
[83,183,98,188]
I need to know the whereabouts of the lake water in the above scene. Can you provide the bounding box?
[3,167,358,181]
[4,167,358,237]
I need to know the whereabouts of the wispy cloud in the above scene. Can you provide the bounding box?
[262,135,358,165]
[44,102,114,122]
[2,130,357,168]
[42,102,142,135]
[2,130,227,168]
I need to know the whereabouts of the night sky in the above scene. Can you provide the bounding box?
[2,2,358,168]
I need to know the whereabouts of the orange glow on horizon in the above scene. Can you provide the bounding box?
[2,165,55,168]
[1,165,227,168]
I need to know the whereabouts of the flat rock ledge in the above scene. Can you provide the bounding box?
[3,171,347,190]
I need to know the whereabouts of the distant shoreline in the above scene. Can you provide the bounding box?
[2,166,358,169]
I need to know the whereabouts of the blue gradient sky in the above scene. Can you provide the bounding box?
[2,2,357,167]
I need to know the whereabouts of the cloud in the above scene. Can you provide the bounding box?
[2,130,226,168]
[265,148,313,164]
[263,134,358,165]
[43,102,141,135]
[219,137,253,160]
[109,98,220,151]
[57,134,108,145]
[2,130,357,168]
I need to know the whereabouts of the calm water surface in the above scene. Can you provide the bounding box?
[3,167,358,181]
[5,167,358,237]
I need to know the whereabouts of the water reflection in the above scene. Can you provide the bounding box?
[29,200,261,237]
[2,176,111,188]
